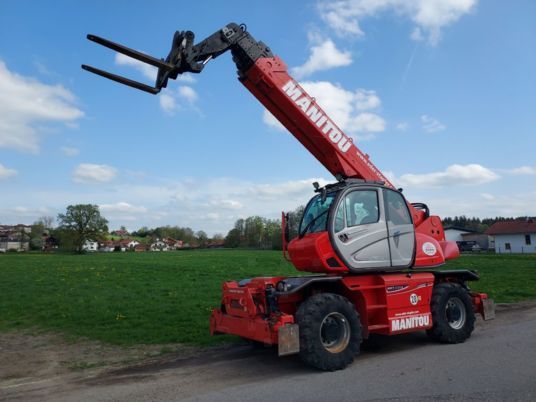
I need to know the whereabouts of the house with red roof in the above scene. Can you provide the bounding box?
[485,219,536,254]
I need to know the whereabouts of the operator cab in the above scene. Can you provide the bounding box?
[288,180,416,273]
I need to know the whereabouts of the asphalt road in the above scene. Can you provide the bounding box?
[4,303,536,401]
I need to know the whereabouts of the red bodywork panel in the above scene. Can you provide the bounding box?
[211,272,439,343]
[287,232,347,273]
[210,273,491,344]
[210,277,294,344]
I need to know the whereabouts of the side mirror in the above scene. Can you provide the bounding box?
[320,188,327,204]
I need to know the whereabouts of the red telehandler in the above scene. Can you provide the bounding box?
[83,23,495,371]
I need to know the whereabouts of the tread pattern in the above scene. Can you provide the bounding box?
[295,293,362,371]
[427,282,475,343]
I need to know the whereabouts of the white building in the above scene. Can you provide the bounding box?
[150,239,169,251]
[127,240,140,249]
[444,226,478,242]
[82,240,99,252]
[0,224,31,251]
[486,220,536,254]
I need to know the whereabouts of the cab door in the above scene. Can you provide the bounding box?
[383,189,415,267]
[330,187,391,270]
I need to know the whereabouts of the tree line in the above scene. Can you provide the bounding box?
[224,206,304,250]
[23,204,223,253]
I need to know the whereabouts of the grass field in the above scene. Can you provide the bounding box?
[0,250,535,346]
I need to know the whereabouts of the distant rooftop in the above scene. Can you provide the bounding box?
[486,219,536,235]
[443,226,479,233]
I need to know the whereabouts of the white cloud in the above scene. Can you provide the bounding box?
[263,110,285,131]
[115,52,158,81]
[99,202,147,213]
[206,212,220,220]
[3,206,53,220]
[159,93,177,115]
[251,178,330,200]
[158,86,199,114]
[292,39,352,78]
[351,112,386,132]
[480,193,495,201]
[397,164,499,188]
[318,0,478,45]
[72,163,117,183]
[396,122,409,131]
[0,60,84,153]
[0,163,18,180]
[61,146,80,157]
[410,27,424,41]
[263,81,385,139]
[177,74,195,83]
[423,191,536,219]
[178,86,198,103]
[506,166,536,175]
[473,192,536,217]
[354,89,381,110]
[421,114,446,133]
[208,199,244,210]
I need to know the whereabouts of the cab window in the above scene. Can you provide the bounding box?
[334,201,345,232]
[300,193,335,235]
[384,190,412,225]
[344,190,379,227]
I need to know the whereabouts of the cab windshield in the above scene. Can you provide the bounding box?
[299,193,336,236]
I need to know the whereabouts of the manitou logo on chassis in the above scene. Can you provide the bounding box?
[391,314,430,332]
[282,80,351,153]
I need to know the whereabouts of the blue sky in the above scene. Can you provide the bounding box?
[1,0,535,235]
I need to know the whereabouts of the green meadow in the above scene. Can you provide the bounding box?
[0,251,534,346]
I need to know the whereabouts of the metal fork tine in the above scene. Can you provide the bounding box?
[87,34,175,71]
[81,65,160,94]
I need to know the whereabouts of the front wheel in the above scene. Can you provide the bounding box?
[427,282,475,343]
[295,293,362,371]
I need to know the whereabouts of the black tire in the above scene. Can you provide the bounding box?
[427,282,475,343]
[295,293,362,371]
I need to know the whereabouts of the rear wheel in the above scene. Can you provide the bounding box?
[296,293,362,371]
[427,282,475,343]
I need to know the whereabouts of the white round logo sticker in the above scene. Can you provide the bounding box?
[422,242,437,256]
[410,293,419,305]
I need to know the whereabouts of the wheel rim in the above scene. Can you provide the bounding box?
[319,312,351,353]
[445,297,466,330]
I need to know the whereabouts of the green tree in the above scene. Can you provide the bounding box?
[224,228,241,248]
[29,221,46,251]
[264,219,282,250]
[57,204,109,253]
[37,215,54,230]
[245,216,264,248]
[196,230,208,247]
[211,233,224,242]
[287,205,305,239]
